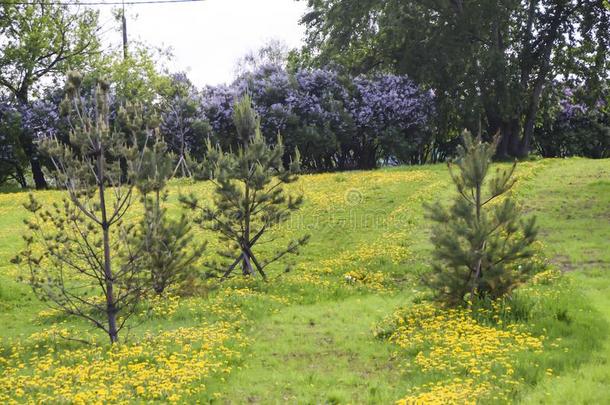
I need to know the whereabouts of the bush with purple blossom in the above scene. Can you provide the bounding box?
[199,65,434,171]
[534,87,609,159]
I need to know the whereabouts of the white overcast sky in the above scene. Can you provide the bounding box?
[93,0,308,87]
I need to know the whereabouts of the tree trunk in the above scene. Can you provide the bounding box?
[506,119,522,157]
[491,119,521,159]
[516,1,563,159]
[242,180,254,276]
[97,145,119,344]
[519,41,555,159]
[471,180,484,297]
[16,85,48,189]
[30,158,48,189]
[14,165,27,188]
[357,136,378,169]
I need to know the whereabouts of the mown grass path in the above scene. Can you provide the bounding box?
[215,294,410,404]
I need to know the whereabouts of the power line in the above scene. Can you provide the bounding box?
[1,0,205,5]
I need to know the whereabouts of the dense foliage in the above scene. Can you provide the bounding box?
[201,65,434,171]
[0,1,101,188]
[0,101,27,186]
[299,0,610,159]
[535,88,610,158]
[1,2,609,189]
[0,35,172,188]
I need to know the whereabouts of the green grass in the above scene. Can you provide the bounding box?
[514,159,610,404]
[1,158,609,403]
[205,295,410,404]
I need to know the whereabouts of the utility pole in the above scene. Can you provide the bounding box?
[121,0,128,59]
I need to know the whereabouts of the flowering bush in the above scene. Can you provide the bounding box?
[350,74,434,167]
[200,65,434,171]
[534,87,610,158]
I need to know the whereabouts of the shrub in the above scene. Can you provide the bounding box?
[200,66,434,171]
[534,89,610,158]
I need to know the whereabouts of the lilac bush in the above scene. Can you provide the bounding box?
[350,74,434,167]
[199,65,434,170]
[1,67,436,183]
[200,84,238,149]
[19,98,63,141]
[534,86,609,158]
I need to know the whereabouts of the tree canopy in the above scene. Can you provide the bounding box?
[0,1,102,188]
[300,0,610,158]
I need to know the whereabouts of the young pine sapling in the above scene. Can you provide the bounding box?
[17,73,153,343]
[134,134,204,294]
[424,131,538,306]
[181,95,308,280]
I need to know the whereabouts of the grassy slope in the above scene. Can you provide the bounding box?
[215,158,610,404]
[0,158,609,403]
[516,159,610,404]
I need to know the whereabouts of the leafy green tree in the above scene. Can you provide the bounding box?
[182,95,308,280]
[424,131,538,305]
[16,73,152,344]
[300,0,610,158]
[92,44,172,109]
[0,2,101,188]
[134,133,204,294]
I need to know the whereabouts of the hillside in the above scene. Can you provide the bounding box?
[0,158,609,403]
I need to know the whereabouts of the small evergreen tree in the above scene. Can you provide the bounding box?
[182,95,308,280]
[134,134,204,294]
[16,73,152,343]
[425,131,538,305]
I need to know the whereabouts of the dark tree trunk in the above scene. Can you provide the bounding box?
[507,119,522,157]
[484,0,565,161]
[30,158,48,189]
[519,39,555,159]
[14,165,28,188]
[356,136,378,169]
[496,135,508,158]
[17,84,48,189]
[486,109,521,160]
[241,172,254,276]
[20,129,48,189]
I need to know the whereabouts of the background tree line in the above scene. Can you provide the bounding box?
[297,0,610,159]
[1,0,609,189]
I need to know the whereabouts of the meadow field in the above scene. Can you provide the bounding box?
[0,157,609,404]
